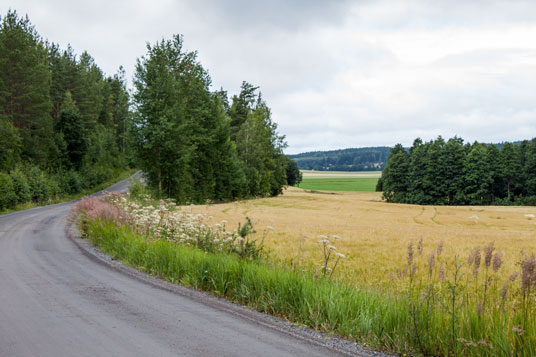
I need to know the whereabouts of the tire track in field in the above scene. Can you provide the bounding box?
[431,207,442,225]
[413,207,425,224]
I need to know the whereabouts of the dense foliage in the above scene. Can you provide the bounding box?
[381,136,536,205]
[0,11,130,210]
[288,147,390,171]
[132,35,290,203]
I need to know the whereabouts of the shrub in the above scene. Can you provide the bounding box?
[22,164,49,202]
[0,172,17,209]
[10,168,31,204]
[56,170,84,194]
[45,175,63,199]
[81,164,114,188]
[128,178,148,201]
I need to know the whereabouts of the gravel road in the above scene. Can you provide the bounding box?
[0,175,386,357]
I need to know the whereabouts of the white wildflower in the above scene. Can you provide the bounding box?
[332,235,341,240]
[266,226,274,231]
[335,253,346,259]
[327,245,337,251]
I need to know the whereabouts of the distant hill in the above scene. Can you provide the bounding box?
[288,147,391,171]
[493,140,523,150]
[288,140,527,172]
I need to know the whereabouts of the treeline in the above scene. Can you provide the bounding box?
[379,136,536,205]
[0,11,130,210]
[132,35,298,203]
[289,147,390,171]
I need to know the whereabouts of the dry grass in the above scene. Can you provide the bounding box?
[182,187,536,290]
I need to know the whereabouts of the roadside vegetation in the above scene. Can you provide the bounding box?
[0,11,132,211]
[0,10,301,211]
[0,168,136,215]
[72,183,536,356]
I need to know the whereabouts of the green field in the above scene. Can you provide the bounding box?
[297,177,379,192]
[299,170,381,175]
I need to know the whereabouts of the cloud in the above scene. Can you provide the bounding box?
[5,0,536,154]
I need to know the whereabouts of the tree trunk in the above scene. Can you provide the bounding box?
[157,150,162,197]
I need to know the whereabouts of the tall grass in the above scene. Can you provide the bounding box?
[74,195,536,356]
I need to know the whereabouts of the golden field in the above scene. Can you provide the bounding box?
[182,187,536,289]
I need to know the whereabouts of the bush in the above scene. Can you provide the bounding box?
[10,168,31,204]
[128,178,148,200]
[0,172,17,209]
[45,175,63,199]
[521,195,536,206]
[22,165,49,202]
[65,170,84,194]
[81,164,114,188]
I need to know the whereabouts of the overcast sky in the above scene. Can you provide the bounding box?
[5,0,536,153]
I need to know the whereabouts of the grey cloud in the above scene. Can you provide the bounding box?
[183,0,354,32]
[348,1,536,30]
[7,0,536,154]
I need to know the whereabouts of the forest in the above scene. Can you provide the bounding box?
[0,11,130,210]
[379,136,536,205]
[131,35,298,203]
[288,147,390,171]
[0,10,298,209]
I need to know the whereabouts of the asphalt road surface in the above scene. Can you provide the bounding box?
[0,176,381,357]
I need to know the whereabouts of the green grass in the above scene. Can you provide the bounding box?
[300,170,381,175]
[298,177,378,192]
[83,219,410,354]
[0,168,137,216]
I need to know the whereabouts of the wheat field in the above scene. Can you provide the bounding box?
[183,187,536,289]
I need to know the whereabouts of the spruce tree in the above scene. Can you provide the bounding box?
[55,91,87,169]
[0,11,53,167]
[382,144,408,202]
[500,142,520,200]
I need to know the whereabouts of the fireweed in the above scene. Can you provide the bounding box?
[392,239,536,356]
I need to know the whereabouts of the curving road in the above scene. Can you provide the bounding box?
[0,176,377,357]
